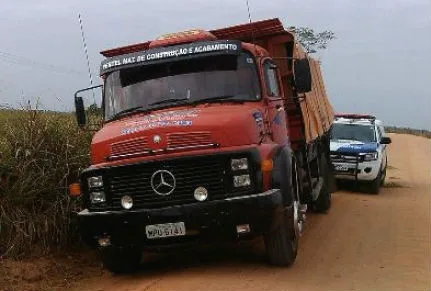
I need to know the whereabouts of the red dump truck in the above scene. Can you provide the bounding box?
[72,18,335,273]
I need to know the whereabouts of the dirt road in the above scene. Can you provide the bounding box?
[73,133,430,291]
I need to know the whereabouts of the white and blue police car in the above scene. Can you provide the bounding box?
[329,114,392,194]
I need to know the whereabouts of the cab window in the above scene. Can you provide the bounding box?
[264,61,281,97]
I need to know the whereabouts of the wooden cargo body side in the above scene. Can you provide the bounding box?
[211,18,334,147]
[267,35,334,146]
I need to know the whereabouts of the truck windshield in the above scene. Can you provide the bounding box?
[104,52,260,120]
[330,123,376,143]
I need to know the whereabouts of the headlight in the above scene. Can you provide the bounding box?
[88,176,103,188]
[363,152,378,161]
[233,174,251,187]
[89,191,106,203]
[231,158,248,171]
[121,195,133,209]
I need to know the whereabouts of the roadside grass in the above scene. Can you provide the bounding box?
[0,108,92,258]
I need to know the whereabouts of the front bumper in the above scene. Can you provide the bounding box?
[332,161,380,181]
[77,189,283,250]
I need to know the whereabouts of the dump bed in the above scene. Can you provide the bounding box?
[211,18,335,145]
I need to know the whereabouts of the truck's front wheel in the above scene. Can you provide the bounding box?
[265,157,300,267]
[264,205,299,266]
[100,247,141,274]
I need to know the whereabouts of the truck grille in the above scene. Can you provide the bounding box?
[111,137,149,157]
[109,132,215,159]
[167,132,213,149]
[99,154,256,210]
[331,152,364,163]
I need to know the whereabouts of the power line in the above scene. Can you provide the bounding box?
[0,51,85,76]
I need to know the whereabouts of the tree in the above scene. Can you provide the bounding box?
[289,27,336,54]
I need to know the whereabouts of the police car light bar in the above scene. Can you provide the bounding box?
[335,113,376,120]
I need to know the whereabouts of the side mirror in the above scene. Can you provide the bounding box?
[381,136,392,144]
[75,96,87,127]
[294,58,312,93]
[73,84,103,129]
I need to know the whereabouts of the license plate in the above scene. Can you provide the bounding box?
[145,222,186,239]
[335,165,350,172]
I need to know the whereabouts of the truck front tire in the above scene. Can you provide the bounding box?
[100,247,141,274]
[264,206,298,266]
[265,156,299,267]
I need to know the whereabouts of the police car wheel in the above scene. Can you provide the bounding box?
[367,170,382,195]
[380,166,387,186]
[380,158,388,186]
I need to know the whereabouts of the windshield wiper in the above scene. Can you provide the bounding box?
[110,95,240,121]
[110,106,149,121]
[196,95,240,104]
[149,98,189,107]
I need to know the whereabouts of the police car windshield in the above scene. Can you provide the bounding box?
[331,123,376,143]
[103,52,260,121]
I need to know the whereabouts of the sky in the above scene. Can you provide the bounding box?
[0,0,430,129]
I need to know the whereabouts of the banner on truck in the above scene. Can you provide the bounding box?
[100,40,241,75]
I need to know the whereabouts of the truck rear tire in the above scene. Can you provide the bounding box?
[313,180,332,213]
[264,206,298,266]
[313,155,332,213]
[100,247,141,274]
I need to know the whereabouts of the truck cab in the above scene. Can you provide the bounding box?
[330,114,392,193]
[72,18,335,273]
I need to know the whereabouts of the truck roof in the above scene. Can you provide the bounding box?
[100,18,291,58]
[98,18,335,145]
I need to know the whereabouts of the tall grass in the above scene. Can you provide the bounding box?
[0,109,92,258]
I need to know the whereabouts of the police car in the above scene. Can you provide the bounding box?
[329,114,392,194]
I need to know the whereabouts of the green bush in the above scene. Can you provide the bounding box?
[0,109,92,258]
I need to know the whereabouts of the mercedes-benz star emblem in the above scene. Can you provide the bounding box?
[150,170,176,196]
[153,135,162,144]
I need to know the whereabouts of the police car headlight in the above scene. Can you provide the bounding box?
[363,152,378,161]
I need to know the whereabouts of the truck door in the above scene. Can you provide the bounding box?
[263,59,288,144]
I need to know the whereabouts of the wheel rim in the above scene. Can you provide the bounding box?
[292,158,303,237]
[293,200,302,237]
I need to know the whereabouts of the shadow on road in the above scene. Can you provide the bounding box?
[335,179,406,195]
[120,239,269,277]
